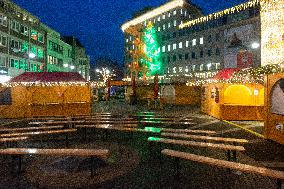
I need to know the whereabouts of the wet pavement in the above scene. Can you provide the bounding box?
[0,100,283,189]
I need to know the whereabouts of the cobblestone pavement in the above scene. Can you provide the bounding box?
[0,100,283,189]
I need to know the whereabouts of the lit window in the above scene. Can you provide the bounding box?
[167,68,170,73]
[162,15,165,19]
[163,24,165,30]
[144,21,147,26]
[153,19,156,23]
[216,63,221,70]
[200,37,204,44]
[173,20,177,27]
[168,22,171,28]
[162,46,165,52]
[192,39,196,46]
[129,36,132,41]
[192,65,196,71]
[126,39,128,43]
[180,9,183,15]
[179,67,183,73]
[185,66,189,72]
[186,41,189,47]
[200,64,203,71]
[173,43,177,50]
[168,13,171,17]
[173,10,176,15]
[173,67,176,73]
[168,45,171,52]
[180,21,183,25]
[179,42,182,49]
[184,11,187,16]
[38,33,44,43]
[157,47,160,53]
[158,27,161,31]
[158,17,160,21]
[207,63,212,71]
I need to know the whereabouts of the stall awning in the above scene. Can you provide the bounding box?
[9,72,86,83]
[213,68,239,80]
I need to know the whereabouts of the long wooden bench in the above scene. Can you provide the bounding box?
[162,149,284,189]
[0,125,65,132]
[0,148,109,177]
[0,137,29,148]
[148,137,245,161]
[161,133,248,144]
[0,129,77,147]
[29,120,139,126]
[160,128,216,135]
[140,120,196,125]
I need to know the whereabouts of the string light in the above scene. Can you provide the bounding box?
[180,0,260,29]
[121,0,185,32]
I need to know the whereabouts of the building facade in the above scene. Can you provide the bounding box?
[0,0,46,81]
[122,0,261,82]
[0,0,90,82]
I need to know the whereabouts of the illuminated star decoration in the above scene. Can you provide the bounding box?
[142,23,162,75]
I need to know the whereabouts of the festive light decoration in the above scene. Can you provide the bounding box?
[142,23,162,75]
[260,0,284,66]
[121,0,185,32]
[180,0,260,29]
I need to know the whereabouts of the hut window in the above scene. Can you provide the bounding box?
[0,88,12,105]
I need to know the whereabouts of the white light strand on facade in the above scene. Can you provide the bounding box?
[180,0,260,29]
[121,0,185,32]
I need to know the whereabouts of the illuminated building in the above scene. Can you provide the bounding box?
[0,0,90,81]
[122,0,261,82]
[0,0,46,79]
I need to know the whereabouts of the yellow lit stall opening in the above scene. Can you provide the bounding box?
[260,0,284,66]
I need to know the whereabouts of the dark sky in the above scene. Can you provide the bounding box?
[12,0,247,65]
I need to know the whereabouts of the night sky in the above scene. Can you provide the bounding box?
[12,0,247,66]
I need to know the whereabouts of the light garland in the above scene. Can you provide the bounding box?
[260,0,284,66]
[121,0,185,32]
[180,0,260,29]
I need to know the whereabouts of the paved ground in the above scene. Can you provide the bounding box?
[0,100,283,189]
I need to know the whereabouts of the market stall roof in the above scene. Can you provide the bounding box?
[213,68,239,80]
[9,72,86,83]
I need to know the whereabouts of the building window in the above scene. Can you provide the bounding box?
[162,24,165,30]
[173,55,176,62]
[184,11,187,17]
[10,58,19,69]
[180,9,183,15]
[191,52,196,59]
[167,56,171,63]
[158,27,161,31]
[11,20,20,32]
[185,66,189,72]
[38,48,44,58]
[158,17,160,21]
[168,45,171,52]
[173,32,176,38]
[207,35,212,43]
[0,55,6,67]
[207,63,212,71]
[215,48,220,56]
[200,50,204,58]
[192,39,196,46]
[173,43,177,50]
[38,33,44,43]
[168,22,171,28]
[185,53,189,60]
[173,20,177,27]
[179,67,183,73]
[168,13,171,17]
[200,64,204,71]
[216,63,221,70]
[21,41,28,53]
[200,37,204,44]
[162,46,165,52]
[173,67,176,73]
[179,54,183,60]
[207,49,212,57]
[162,15,165,19]
[179,42,182,49]
[30,29,38,40]
[192,65,196,72]
[0,14,7,26]
[20,25,28,36]
[186,41,189,47]
[0,34,7,46]
[173,10,176,15]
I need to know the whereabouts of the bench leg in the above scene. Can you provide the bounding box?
[91,156,95,178]
[17,155,22,175]
[65,133,69,147]
[175,158,180,179]
[277,179,282,189]
[227,150,231,161]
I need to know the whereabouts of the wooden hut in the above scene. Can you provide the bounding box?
[0,72,92,118]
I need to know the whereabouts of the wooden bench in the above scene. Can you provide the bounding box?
[160,128,216,135]
[0,148,109,177]
[148,137,245,161]
[162,149,284,189]
[0,137,29,148]
[161,133,248,144]
[140,120,196,125]
[0,129,77,147]
[0,125,65,132]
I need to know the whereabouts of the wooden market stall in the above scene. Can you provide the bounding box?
[0,72,92,118]
[264,73,284,144]
[200,69,264,121]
